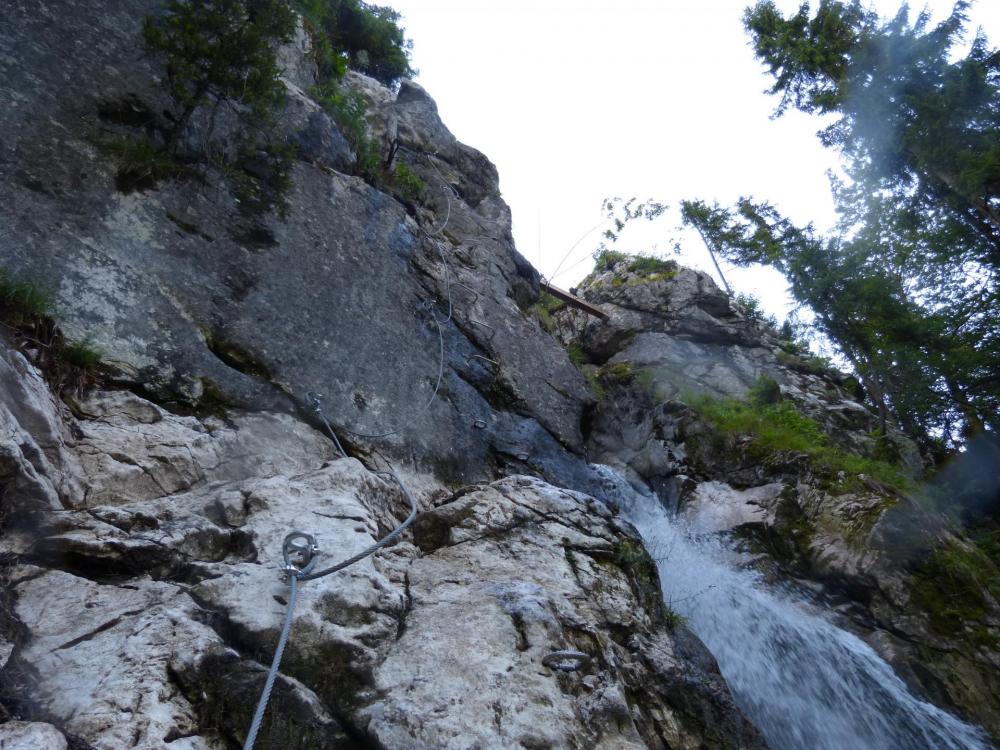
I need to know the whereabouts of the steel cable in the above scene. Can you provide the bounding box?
[243,572,299,750]
[244,177,477,748]
[242,466,418,749]
[338,191,461,441]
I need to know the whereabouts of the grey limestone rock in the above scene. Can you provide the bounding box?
[0,721,68,750]
[0,341,762,748]
[0,0,590,487]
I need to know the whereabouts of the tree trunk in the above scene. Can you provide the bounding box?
[945,377,985,438]
[923,167,1000,267]
[692,225,733,295]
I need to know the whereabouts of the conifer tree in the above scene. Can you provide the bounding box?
[144,0,296,149]
[693,1,1000,447]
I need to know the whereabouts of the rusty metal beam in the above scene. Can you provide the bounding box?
[540,281,609,320]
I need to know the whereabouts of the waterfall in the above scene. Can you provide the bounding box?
[592,465,994,750]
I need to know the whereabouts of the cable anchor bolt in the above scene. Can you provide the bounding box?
[307,392,324,413]
[281,531,320,580]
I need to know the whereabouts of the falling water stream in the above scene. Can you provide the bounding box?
[593,466,994,750]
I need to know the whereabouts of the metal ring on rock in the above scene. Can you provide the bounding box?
[542,650,591,672]
[282,531,319,578]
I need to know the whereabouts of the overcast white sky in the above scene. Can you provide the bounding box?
[387,0,1000,320]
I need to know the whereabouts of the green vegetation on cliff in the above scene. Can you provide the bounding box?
[137,0,415,214]
[688,387,910,492]
[144,0,296,147]
[0,270,104,389]
[0,270,53,329]
[296,0,414,87]
[911,539,1000,646]
[593,250,678,284]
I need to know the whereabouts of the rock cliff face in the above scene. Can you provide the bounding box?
[0,0,593,486]
[0,340,764,749]
[553,258,1000,740]
[1,1,998,749]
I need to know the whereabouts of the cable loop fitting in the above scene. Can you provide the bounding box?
[281,531,320,579]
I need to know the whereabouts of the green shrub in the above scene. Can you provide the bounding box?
[535,306,556,333]
[311,85,383,179]
[536,291,566,315]
[776,347,836,377]
[601,361,634,382]
[625,254,676,277]
[593,249,629,272]
[586,371,605,401]
[144,0,295,147]
[0,270,104,392]
[228,139,298,218]
[688,392,910,492]
[974,528,1000,569]
[296,0,414,87]
[142,0,297,215]
[0,271,53,328]
[910,540,1000,643]
[614,539,680,628]
[297,4,349,84]
[567,344,589,368]
[749,374,782,405]
[734,292,778,328]
[778,319,813,350]
[592,249,677,280]
[391,162,426,202]
[636,270,677,284]
[527,291,566,333]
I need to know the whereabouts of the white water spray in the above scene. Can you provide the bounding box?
[593,466,993,750]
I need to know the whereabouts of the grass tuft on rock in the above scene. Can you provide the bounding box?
[0,271,53,328]
[61,339,103,371]
[0,269,105,393]
[614,538,684,629]
[592,250,677,281]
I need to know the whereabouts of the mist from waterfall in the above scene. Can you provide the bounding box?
[592,465,994,750]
